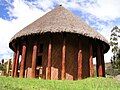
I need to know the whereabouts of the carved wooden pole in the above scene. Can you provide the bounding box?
[96,45,100,77]
[89,43,94,77]
[14,47,20,77]
[31,44,37,78]
[61,34,66,80]
[11,52,16,77]
[101,48,105,77]
[47,38,52,79]
[77,38,82,79]
[20,44,26,78]
[96,45,104,77]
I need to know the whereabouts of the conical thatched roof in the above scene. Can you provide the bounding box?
[9,6,109,52]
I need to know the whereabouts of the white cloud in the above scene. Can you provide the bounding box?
[80,0,120,20]
[0,18,14,59]
[26,0,55,11]
[61,0,120,21]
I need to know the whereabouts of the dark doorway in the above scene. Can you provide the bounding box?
[36,55,42,78]
[36,56,42,66]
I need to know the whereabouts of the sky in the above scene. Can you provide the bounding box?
[0,0,120,63]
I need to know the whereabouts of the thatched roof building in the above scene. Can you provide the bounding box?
[10,6,109,80]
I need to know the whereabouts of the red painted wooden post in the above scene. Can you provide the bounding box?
[96,45,104,77]
[14,47,20,77]
[101,48,105,77]
[61,35,66,80]
[77,39,82,79]
[31,44,37,78]
[20,44,26,78]
[11,52,16,77]
[47,39,52,79]
[89,43,94,77]
[96,45,100,77]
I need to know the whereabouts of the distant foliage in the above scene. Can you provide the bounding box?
[0,63,5,71]
[110,26,120,76]
[106,65,120,76]
[0,59,12,76]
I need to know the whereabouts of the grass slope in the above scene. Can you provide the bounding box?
[0,76,120,90]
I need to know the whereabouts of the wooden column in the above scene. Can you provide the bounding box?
[31,44,37,78]
[89,43,94,77]
[101,48,105,77]
[19,44,26,78]
[11,52,16,77]
[61,34,66,80]
[14,47,20,77]
[77,38,82,79]
[96,45,104,77]
[47,39,52,79]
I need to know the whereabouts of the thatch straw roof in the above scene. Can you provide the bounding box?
[9,6,109,52]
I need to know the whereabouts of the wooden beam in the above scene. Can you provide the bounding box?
[14,47,20,77]
[96,45,104,77]
[11,52,16,77]
[47,39,52,79]
[89,43,94,77]
[20,44,26,78]
[61,35,66,80]
[101,48,105,77]
[77,38,82,79]
[31,44,37,78]
[96,45,100,77]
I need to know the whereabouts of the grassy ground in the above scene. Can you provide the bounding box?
[0,76,120,90]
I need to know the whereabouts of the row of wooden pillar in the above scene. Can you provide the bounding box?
[77,40,94,79]
[11,37,105,79]
[11,43,38,78]
[11,44,27,78]
[11,47,19,77]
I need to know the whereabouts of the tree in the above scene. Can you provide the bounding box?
[0,63,6,71]
[110,26,120,76]
[116,49,120,70]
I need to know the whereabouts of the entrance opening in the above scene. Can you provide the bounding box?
[36,56,42,66]
[36,43,44,78]
[36,55,42,78]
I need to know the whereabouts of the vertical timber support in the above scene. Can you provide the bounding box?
[61,33,66,80]
[47,36,52,79]
[96,45,101,77]
[31,43,37,78]
[89,42,94,77]
[14,46,20,77]
[11,52,16,77]
[96,45,105,77]
[20,43,27,78]
[101,48,105,77]
[77,37,82,79]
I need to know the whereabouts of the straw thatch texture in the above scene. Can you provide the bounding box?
[9,6,109,51]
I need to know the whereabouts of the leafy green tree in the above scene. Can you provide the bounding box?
[116,49,120,71]
[110,26,120,76]
[0,63,5,71]
[0,64,3,70]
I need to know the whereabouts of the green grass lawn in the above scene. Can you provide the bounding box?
[0,76,120,90]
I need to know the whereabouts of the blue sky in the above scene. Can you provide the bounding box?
[0,0,120,62]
